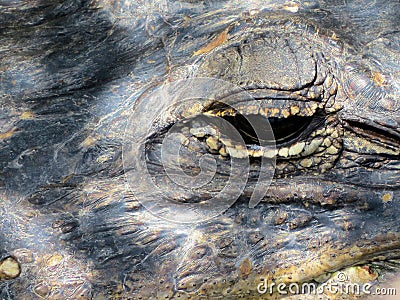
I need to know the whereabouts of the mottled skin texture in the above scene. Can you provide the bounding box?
[0,0,399,299]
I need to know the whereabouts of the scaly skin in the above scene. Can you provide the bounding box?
[0,1,399,299]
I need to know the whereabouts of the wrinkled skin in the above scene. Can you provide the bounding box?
[0,0,399,299]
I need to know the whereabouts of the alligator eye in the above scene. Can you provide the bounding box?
[222,114,313,146]
[269,115,314,144]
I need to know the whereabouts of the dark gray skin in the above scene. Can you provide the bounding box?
[0,0,399,299]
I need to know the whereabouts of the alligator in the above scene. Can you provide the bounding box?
[0,0,399,299]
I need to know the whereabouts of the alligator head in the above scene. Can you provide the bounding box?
[124,3,400,297]
[0,0,399,299]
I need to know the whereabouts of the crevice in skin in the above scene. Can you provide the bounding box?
[342,148,399,161]
[344,120,400,147]
[236,44,244,76]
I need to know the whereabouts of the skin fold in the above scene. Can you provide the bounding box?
[0,0,399,299]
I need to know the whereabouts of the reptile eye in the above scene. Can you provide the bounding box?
[223,114,313,146]
[269,115,314,143]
